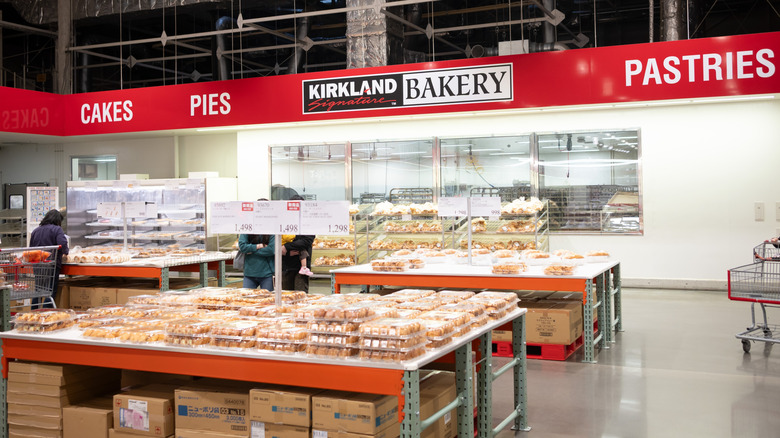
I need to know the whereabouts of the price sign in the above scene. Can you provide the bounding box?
[251,201,301,235]
[209,201,255,234]
[124,202,149,218]
[470,197,502,217]
[301,201,350,235]
[186,179,202,190]
[437,197,468,217]
[97,202,122,218]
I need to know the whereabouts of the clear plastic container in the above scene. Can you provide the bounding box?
[164,334,212,347]
[360,335,427,350]
[476,291,521,305]
[466,297,510,319]
[256,340,306,353]
[255,324,308,342]
[157,291,199,306]
[418,310,471,328]
[420,319,457,339]
[293,302,376,323]
[13,309,76,333]
[491,261,527,275]
[438,302,486,318]
[380,289,435,302]
[544,263,578,276]
[238,304,295,317]
[210,336,256,349]
[371,258,410,272]
[305,345,358,358]
[77,315,125,329]
[119,305,168,319]
[396,309,423,319]
[408,258,426,269]
[210,320,265,337]
[117,328,166,344]
[125,317,176,330]
[396,299,441,312]
[86,305,126,316]
[164,318,215,335]
[358,318,425,338]
[358,346,426,362]
[307,320,360,335]
[436,290,475,301]
[126,295,161,305]
[308,333,360,347]
[82,323,129,340]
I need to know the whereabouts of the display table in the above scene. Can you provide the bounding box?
[332,261,622,363]
[61,252,233,291]
[0,307,528,438]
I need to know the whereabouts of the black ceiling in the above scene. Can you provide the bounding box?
[1,0,778,93]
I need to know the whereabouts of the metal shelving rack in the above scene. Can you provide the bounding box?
[0,210,25,248]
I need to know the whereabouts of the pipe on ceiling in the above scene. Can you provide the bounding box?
[215,16,233,81]
[286,16,310,74]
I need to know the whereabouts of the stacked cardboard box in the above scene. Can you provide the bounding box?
[63,396,114,438]
[521,301,584,345]
[418,371,457,438]
[493,291,553,342]
[111,383,178,438]
[174,380,253,437]
[312,392,400,438]
[247,385,324,438]
[7,361,121,438]
[65,277,203,310]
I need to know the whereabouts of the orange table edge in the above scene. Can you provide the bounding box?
[333,272,587,293]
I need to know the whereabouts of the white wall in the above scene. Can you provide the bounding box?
[177,133,238,178]
[237,97,780,287]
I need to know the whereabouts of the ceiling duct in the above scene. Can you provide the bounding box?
[661,0,688,40]
[7,0,222,25]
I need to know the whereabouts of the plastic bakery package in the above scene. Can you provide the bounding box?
[423,250,449,264]
[238,304,296,317]
[86,305,127,317]
[465,297,511,320]
[124,317,175,330]
[544,262,578,276]
[82,322,130,340]
[396,299,442,312]
[522,251,555,266]
[559,252,586,265]
[164,333,212,347]
[211,335,256,350]
[308,333,360,348]
[307,320,360,335]
[377,289,436,303]
[224,296,277,311]
[198,310,242,322]
[210,320,266,337]
[193,293,245,310]
[305,345,359,358]
[436,290,476,301]
[585,250,611,263]
[126,295,162,305]
[358,318,425,338]
[255,339,308,354]
[77,315,125,329]
[358,346,426,362]
[396,308,424,319]
[408,257,427,269]
[359,334,427,350]
[255,323,308,342]
[117,327,166,344]
[157,291,199,306]
[491,261,528,275]
[13,309,77,333]
[417,311,471,336]
[475,291,520,307]
[118,305,168,319]
[373,307,401,319]
[492,249,519,261]
[371,258,411,272]
[420,319,457,349]
[164,318,215,336]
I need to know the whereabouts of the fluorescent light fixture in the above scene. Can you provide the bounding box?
[390,151,427,156]
[89,158,116,162]
[489,152,526,156]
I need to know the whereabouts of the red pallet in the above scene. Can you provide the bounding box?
[492,333,585,361]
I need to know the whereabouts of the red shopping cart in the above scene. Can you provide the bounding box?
[0,245,61,309]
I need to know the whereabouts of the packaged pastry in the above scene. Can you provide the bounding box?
[466,297,510,319]
[86,305,127,317]
[255,324,308,342]
[423,250,448,263]
[370,258,410,272]
[307,320,360,334]
[14,309,76,332]
[560,253,585,265]
[164,334,212,347]
[199,310,242,321]
[396,309,423,319]
[408,258,426,269]
[491,261,527,275]
[420,320,456,348]
[436,290,475,301]
[117,328,166,344]
[124,317,174,330]
[523,251,554,266]
[373,307,401,319]
[586,250,610,263]
[392,249,413,257]
[358,346,426,362]
[378,289,435,303]
[418,310,470,328]
[293,302,376,323]
[396,299,442,312]
[211,335,257,349]
[471,217,487,233]
[305,345,359,358]
[492,249,518,259]
[157,291,199,306]
[118,305,168,319]
[553,249,575,257]
[126,295,162,305]
[210,320,265,337]
[256,340,306,353]
[438,302,486,318]
[238,304,295,317]
[358,318,425,338]
[82,323,129,340]
[77,315,125,328]
[544,263,577,276]
[477,291,521,305]
[308,333,360,347]
[164,318,214,335]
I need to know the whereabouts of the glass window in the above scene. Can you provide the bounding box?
[537,130,641,233]
[440,135,532,200]
[352,139,434,204]
[71,155,117,181]
[270,144,347,200]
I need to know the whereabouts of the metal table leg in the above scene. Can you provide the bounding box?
[603,271,614,344]
[512,314,530,432]
[582,279,597,363]
[217,260,226,287]
[401,370,422,438]
[199,262,208,288]
[595,273,608,349]
[160,268,170,292]
[612,264,623,332]
[476,331,492,438]
[455,343,475,437]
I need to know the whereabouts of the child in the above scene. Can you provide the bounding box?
[281,234,313,276]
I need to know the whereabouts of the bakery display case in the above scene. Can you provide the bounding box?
[310,204,371,273]
[459,198,550,252]
[66,177,237,253]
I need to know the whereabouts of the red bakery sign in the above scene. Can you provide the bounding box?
[1,31,778,136]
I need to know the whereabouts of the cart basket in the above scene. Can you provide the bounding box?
[0,245,61,301]
[728,261,780,303]
[754,241,780,261]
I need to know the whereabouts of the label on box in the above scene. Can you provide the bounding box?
[120,406,149,431]
[251,421,265,438]
[312,430,328,438]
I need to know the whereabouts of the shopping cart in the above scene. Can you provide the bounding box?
[0,245,61,309]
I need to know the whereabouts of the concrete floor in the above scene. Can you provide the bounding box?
[492,288,780,438]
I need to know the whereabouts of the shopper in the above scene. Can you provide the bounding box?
[29,209,69,308]
[281,196,315,292]
[238,233,275,290]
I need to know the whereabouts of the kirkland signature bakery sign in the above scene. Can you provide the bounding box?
[302,63,513,113]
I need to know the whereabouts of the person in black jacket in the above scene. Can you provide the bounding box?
[29,209,69,308]
[280,196,315,292]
